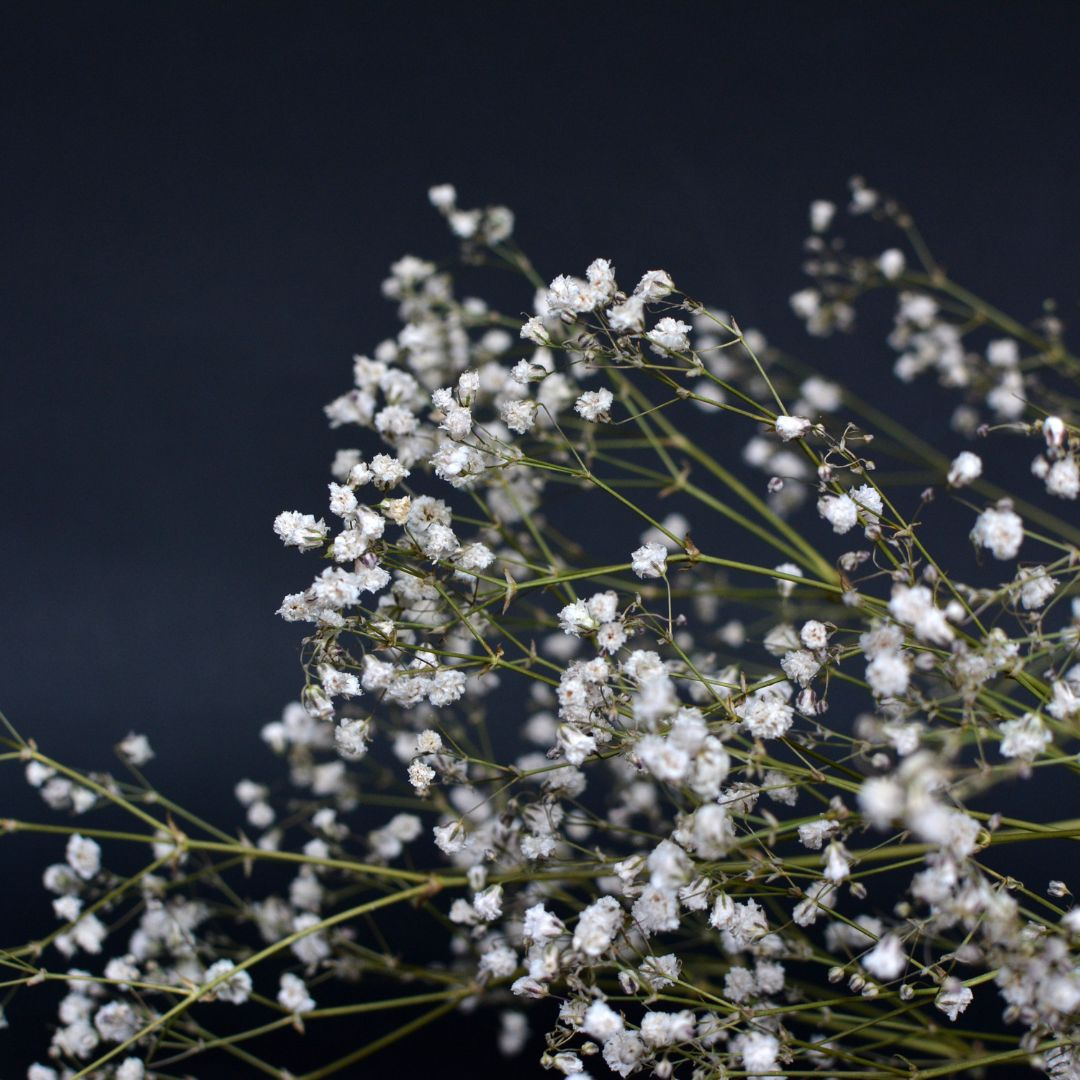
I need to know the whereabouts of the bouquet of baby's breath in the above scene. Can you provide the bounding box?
[6,178,1080,1080]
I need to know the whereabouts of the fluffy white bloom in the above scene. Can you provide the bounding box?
[607,294,646,332]
[632,883,680,934]
[793,880,836,926]
[520,315,548,345]
[603,1031,645,1077]
[573,896,623,957]
[558,725,597,766]
[1016,565,1057,609]
[427,183,456,209]
[781,649,820,687]
[888,584,954,645]
[631,542,667,579]
[823,841,851,882]
[497,1011,529,1057]
[203,959,253,1004]
[328,481,359,519]
[878,248,906,280]
[586,257,618,302]
[798,819,838,850]
[415,729,442,755]
[800,619,829,649]
[809,199,836,232]
[790,288,821,320]
[473,884,503,921]
[947,451,982,487]
[290,912,331,965]
[862,934,907,980]
[639,1009,695,1048]
[858,777,905,829]
[277,972,315,1013]
[431,444,485,488]
[335,717,370,759]
[433,820,468,855]
[319,665,361,699]
[574,388,613,422]
[738,1030,780,1074]
[736,685,794,740]
[999,712,1052,761]
[1048,679,1080,721]
[866,650,910,698]
[274,511,328,551]
[1046,456,1080,499]
[583,1000,624,1039]
[545,274,595,317]
[724,965,757,1002]
[987,338,1019,367]
[818,493,858,533]
[971,504,1024,559]
[634,269,675,300]
[369,453,410,489]
[116,732,154,767]
[66,835,101,881]
[558,600,595,636]
[646,317,692,354]
[93,1001,140,1043]
[522,904,565,943]
[407,760,436,795]
[500,398,538,434]
[775,414,812,442]
[935,978,973,1021]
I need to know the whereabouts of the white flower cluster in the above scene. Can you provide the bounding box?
[13,182,1080,1080]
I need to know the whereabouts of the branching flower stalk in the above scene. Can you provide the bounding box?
[5,177,1080,1079]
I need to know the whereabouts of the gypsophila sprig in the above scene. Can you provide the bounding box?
[6,179,1080,1079]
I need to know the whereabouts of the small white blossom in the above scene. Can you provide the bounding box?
[646,317,692,354]
[971,503,1023,560]
[407,760,436,796]
[203,959,253,1005]
[634,269,675,300]
[116,732,154,767]
[573,896,623,957]
[66,835,101,881]
[631,542,667,579]
[775,414,812,442]
[862,934,907,980]
[947,451,982,487]
[274,511,328,551]
[574,388,613,423]
[415,729,443,755]
[1016,565,1058,609]
[810,199,836,232]
[277,972,315,1014]
[934,978,973,1021]
[999,712,1052,761]
[818,493,858,534]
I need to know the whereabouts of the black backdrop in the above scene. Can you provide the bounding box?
[4,2,1080,1075]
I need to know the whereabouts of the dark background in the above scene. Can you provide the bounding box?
[3,2,1080,1075]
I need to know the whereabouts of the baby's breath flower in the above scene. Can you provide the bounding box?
[277,972,315,1014]
[203,959,253,1005]
[935,979,973,1022]
[645,317,692,354]
[116,732,154,767]
[65,835,101,881]
[630,542,667,579]
[971,502,1024,559]
[775,414,812,441]
[947,450,982,487]
[574,387,613,423]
